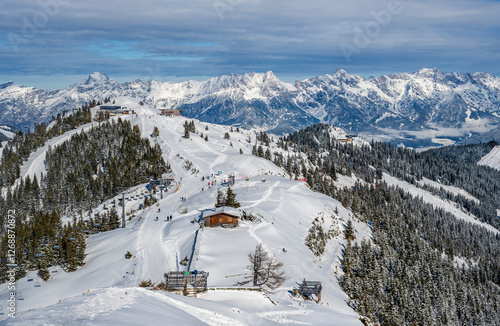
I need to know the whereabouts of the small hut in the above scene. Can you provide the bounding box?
[293,279,322,302]
[202,207,239,228]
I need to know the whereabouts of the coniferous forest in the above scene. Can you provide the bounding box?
[252,123,500,325]
[0,99,107,188]
[0,117,167,282]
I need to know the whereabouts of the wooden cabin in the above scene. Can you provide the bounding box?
[161,109,181,116]
[202,207,239,228]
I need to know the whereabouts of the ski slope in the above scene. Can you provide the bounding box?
[383,173,499,235]
[478,145,500,171]
[1,101,363,325]
[416,177,480,203]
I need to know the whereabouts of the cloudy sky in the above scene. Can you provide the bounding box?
[1,0,499,89]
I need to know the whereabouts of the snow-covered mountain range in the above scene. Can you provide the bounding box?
[1,68,500,144]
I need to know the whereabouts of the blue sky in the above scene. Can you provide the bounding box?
[0,0,499,89]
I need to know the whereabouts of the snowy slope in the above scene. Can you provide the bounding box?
[383,173,499,235]
[416,178,480,203]
[0,110,363,325]
[478,145,500,171]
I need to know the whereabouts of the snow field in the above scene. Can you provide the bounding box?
[478,145,500,171]
[1,105,363,325]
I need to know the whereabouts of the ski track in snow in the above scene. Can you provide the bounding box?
[135,205,178,283]
[383,173,499,234]
[478,145,500,171]
[245,181,281,209]
[5,122,98,197]
[257,309,314,325]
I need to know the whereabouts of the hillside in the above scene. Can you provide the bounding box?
[0,102,365,325]
[478,145,500,171]
[1,101,499,325]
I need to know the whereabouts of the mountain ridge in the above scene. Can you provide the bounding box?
[1,68,499,144]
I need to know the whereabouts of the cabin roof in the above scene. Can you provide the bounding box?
[202,206,240,219]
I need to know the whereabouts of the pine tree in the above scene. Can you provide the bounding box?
[224,186,240,208]
[257,145,264,157]
[344,219,355,241]
[37,262,50,281]
[264,148,272,160]
[215,189,225,208]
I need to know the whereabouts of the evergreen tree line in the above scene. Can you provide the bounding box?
[0,207,88,282]
[337,182,500,325]
[276,124,500,230]
[42,119,168,215]
[183,120,196,139]
[260,123,500,325]
[0,118,167,282]
[0,99,107,188]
